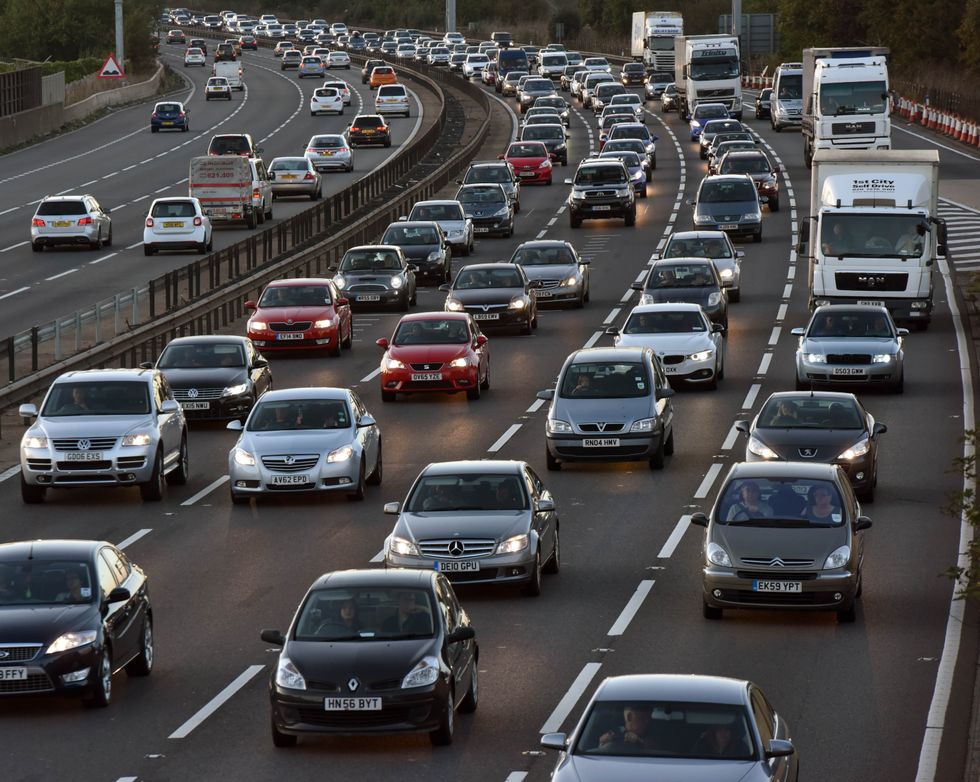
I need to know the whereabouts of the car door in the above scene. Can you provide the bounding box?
[525,466,555,562]
[328,281,351,339]
[155,374,182,462]
[468,318,488,375]
[349,392,379,472]
[246,341,272,397]
[435,576,470,704]
[96,550,134,663]
[255,160,272,208]
[101,547,145,663]
[650,353,673,436]
[751,686,791,780]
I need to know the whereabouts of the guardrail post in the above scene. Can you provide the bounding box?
[114,294,121,335]
[74,312,81,353]
[95,302,101,344]
[132,288,139,326]
[7,337,14,382]
[31,326,38,371]
[55,319,62,361]
[149,279,156,319]
[195,261,201,300]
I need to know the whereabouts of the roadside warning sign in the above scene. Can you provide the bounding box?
[98,54,125,79]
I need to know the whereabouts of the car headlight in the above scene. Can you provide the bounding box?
[541,159,552,168]
[496,533,530,554]
[449,228,465,236]
[631,170,644,181]
[823,545,851,570]
[23,431,47,448]
[719,268,734,279]
[390,275,404,289]
[46,630,98,654]
[494,207,511,218]
[233,447,256,466]
[427,250,442,261]
[275,656,307,690]
[743,212,761,221]
[122,433,153,446]
[838,437,870,461]
[446,298,464,312]
[570,191,586,201]
[384,356,406,370]
[763,178,777,188]
[222,382,249,397]
[707,292,722,307]
[333,274,347,289]
[249,321,268,331]
[556,143,566,151]
[747,436,779,460]
[314,318,335,329]
[389,535,418,556]
[706,542,731,567]
[805,353,827,364]
[560,274,578,287]
[871,353,893,363]
[509,297,526,310]
[449,357,469,368]
[689,349,714,362]
[630,417,655,433]
[402,656,440,688]
[326,445,353,463]
[547,418,573,434]
[690,121,701,129]
[694,214,713,224]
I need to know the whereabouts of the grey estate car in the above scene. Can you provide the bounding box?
[19,368,188,503]
[537,347,675,471]
[384,460,560,596]
[692,461,871,623]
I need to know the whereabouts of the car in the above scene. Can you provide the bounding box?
[523,107,565,128]
[569,69,589,99]
[330,22,348,35]
[481,62,498,85]
[369,65,397,90]
[244,278,353,357]
[150,100,188,132]
[689,102,730,137]
[608,92,646,123]
[591,82,627,114]
[597,111,634,150]
[566,159,636,228]
[384,459,559,594]
[633,259,729,328]
[644,70,673,100]
[508,240,590,308]
[326,50,351,69]
[444,31,466,46]
[792,305,907,393]
[693,461,872,623]
[517,77,558,113]
[19,368,188,503]
[606,122,658,168]
[360,57,385,83]
[309,86,344,115]
[380,220,452,283]
[166,29,185,44]
[376,313,489,401]
[207,133,260,157]
[537,346,675,471]
[601,138,652,176]
[214,42,236,61]
[347,34,367,52]
[755,87,773,119]
[441,262,537,334]
[333,245,417,310]
[462,54,490,78]
[659,230,743,301]
[262,567,477,746]
[581,72,616,109]
[273,41,295,57]
[0,539,154,706]
[598,150,647,197]
[500,70,528,96]
[183,47,206,67]
[304,134,353,172]
[406,200,474,256]
[298,56,325,78]
[660,82,679,112]
[689,174,763,242]
[204,76,232,100]
[698,118,744,159]
[322,80,352,105]
[187,38,208,56]
[718,150,780,211]
[239,34,258,50]
[347,114,391,148]
[268,157,322,200]
[428,46,451,66]
[375,84,411,117]
[540,674,798,781]
[559,65,580,92]
[518,123,568,166]
[502,141,553,185]
[281,50,303,70]
[382,41,399,56]
[491,30,513,46]
[620,61,646,86]
[707,139,758,175]
[142,196,212,255]
[454,183,514,238]
[30,195,112,251]
[531,95,570,125]
[246,158,273,224]
[608,303,725,387]
[736,391,886,502]
[227,387,380,503]
[396,43,417,59]
[460,161,521,211]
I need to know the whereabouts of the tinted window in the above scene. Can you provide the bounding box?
[382,226,439,245]
[721,156,772,175]
[248,399,351,431]
[609,126,649,141]
[258,285,331,307]
[757,397,863,429]
[664,237,733,259]
[42,381,151,416]
[560,361,650,399]
[151,200,196,218]
[378,86,406,96]
[625,310,706,334]
[406,472,528,511]
[0,560,95,605]
[575,166,626,186]
[340,248,402,270]
[807,309,894,338]
[455,267,523,289]
[457,186,505,204]
[718,477,845,527]
[394,319,469,345]
[512,244,575,265]
[294,587,436,641]
[522,126,563,140]
[464,167,511,184]
[158,342,245,368]
[647,264,715,289]
[699,181,758,203]
[411,204,464,221]
[37,200,87,216]
[310,135,343,148]
[270,158,310,171]
[209,136,251,154]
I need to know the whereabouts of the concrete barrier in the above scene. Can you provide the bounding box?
[0,103,66,147]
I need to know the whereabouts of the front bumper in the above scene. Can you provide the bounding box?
[470,216,512,236]
[744,450,874,492]
[0,642,104,697]
[514,167,552,183]
[796,356,902,388]
[702,566,857,611]
[459,307,527,327]
[175,392,254,420]
[249,327,339,351]
[229,455,360,494]
[381,364,478,395]
[660,354,718,383]
[569,197,634,220]
[546,431,664,462]
[534,282,583,306]
[22,443,157,486]
[342,287,407,307]
[695,219,761,240]
[385,549,537,585]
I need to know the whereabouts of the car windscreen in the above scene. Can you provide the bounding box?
[559,361,650,399]
[694,105,729,120]
[37,200,87,216]
[455,267,523,289]
[572,700,756,761]
[624,310,706,334]
[512,245,575,265]
[270,158,310,171]
[647,264,715,289]
[524,79,553,91]
[535,97,565,109]
[717,477,846,527]
[394,318,469,345]
[294,587,437,641]
[699,181,757,203]
[158,342,245,368]
[340,249,402,271]
[457,186,505,204]
[609,126,649,141]
[508,142,548,159]
[603,140,646,156]
[610,94,641,105]
[623,63,644,73]
[41,381,151,416]
[258,285,331,307]
[411,204,464,221]
[522,126,562,141]
[465,167,511,184]
[0,560,96,606]
[806,309,894,339]
[703,120,742,135]
[302,57,320,64]
[382,226,439,245]
[155,103,181,113]
[309,134,343,147]
[664,237,733,259]
[601,114,632,129]
[820,214,926,259]
[758,397,864,429]
[209,137,250,154]
[601,152,642,169]
[575,166,626,186]
[406,472,528,512]
[247,399,350,431]
[721,156,772,174]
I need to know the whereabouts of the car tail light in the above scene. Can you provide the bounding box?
[304,172,315,180]
[307,148,318,154]
[253,188,261,198]
[350,126,360,132]
[145,217,154,227]
[193,216,203,226]
[32,218,45,227]
[178,112,185,118]
[78,217,93,226]
[151,112,158,119]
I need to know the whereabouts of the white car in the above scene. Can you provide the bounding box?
[608,92,646,123]
[330,22,348,35]
[143,197,212,255]
[462,54,490,78]
[183,47,206,67]
[310,86,344,115]
[326,50,350,69]
[204,77,232,101]
[609,302,725,388]
[375,84,410,117]
[583,56,612,73]
[395,43,416,59]
[427,46,451,66]
[444,32,465,46]
[323,80,351,105]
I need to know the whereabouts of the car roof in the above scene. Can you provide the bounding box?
[39,195,88,203]
[652,257,715,267]
[727,461,841,480]
[702,174,756,185]
[165,335,250,346]
[594,674,750,705]
[514,239,573,249]
[570,346,647,363]
[763,390,859,404]
[313,568,435,590]
[0,539,107,561]
[397,311,470,323]
[629,302,704,314]
[55,368,155,382]
[667,230,732,241]
[386,220,440,229]
[346,244,402,252]
[261,387,349,403]
[724,150,769,160]
[461,262,521,272]
[423,459,526,475]
[811,304,891,315]
[265,277,332,287]
[468,161,510,169]
[411,200,463,208]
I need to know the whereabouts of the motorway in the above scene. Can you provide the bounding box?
[2,46,980,782]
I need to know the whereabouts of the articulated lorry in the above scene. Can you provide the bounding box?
[630,11,683,71]
[801,149,946,328]
[674,35,741,120]
[802,47,890,168]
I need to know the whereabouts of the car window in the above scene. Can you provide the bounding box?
[575,166,626,186]
[209,136,251,155]
[718,477,845,526]
[101,548,130,584]
[247,399,351,431]
[411,204,464,221]
[699,181,758,203]
[41,381,150,416]
[150,200,196,218]
[457,186,505,204]
[751,690,775,745]
[159,342,245,368]
[435,578,459,630]
[37,200,87,216]
[625,310,706,334]
[465,166,511,184]
[258,284,331,307]
[406,472,529,511]
[0,559,96,605]
[647,263,716,289]
[97,556,119,597]
[294,587,436,641]
[512,244,575,266]
[340,248,402,271]
[522,126,562,140]
[722,156,772,174]
[664,237,733,259]
[382,226,439,245]
[270,158,311,172]
[310,135,343,148]
[807,309,894,338]
[455,267,523,289]
[757,397,863,429]
[560,361,650,399]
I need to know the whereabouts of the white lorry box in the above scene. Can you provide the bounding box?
[188,156,257,228]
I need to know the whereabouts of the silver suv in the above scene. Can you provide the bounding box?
[19,369,188,503]
[31,195,112,251]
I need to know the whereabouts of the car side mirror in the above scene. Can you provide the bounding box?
[261,628,285,646]
[337,297,349,306]
[536,498,556,512]
[797,220,810,255]
[438,283,452,292]
[689,512,709,528]
[540,733,568,751]
[407,264,419,273]
[685,197,695,205]
[252,357,269,368]
[138,361,153,369]
[766,739,795,758]
[497,153,505,159]
[630,281,644,291]
[790,327,805,337]
[897,328,909,337]
[384,501,400,515]
[736,249,745,258]
[244,300,257,310]
[712,323,726,333]
[564,178,572,185]
[397,215,408,221]
[19,403,37,419]
[854,516,873,531]
[735,420,750,434]
[656,387,674,400]
[475,334,488,346]
[106,586,131,603]
[357,414,377,428]
[873,422,887,436]
[536,389,555,401]
[160,399,179,414]
[446,626,476,644]
[226,420,244,431]
[255,146,264,153]
[605,326,620,336]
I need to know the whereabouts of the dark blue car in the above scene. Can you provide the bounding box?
[150,101,188,133]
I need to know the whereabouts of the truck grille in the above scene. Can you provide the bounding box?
[418,538,495,558]
[696,89,735,99]
[834,272,908,291]
[52,437,117,451]
[832,120,875,135]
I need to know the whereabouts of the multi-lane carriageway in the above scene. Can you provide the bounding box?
[0,41,979,782]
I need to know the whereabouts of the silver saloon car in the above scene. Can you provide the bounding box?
[227,387,381,503]
[19,368,188,503]
[406,200,475,257]
[508,240,590,308]
[383,460,560,597]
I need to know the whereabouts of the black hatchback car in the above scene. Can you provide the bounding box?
[755,87,773,119]
[263,568,477,746]
[441,262,538,334]
[379,221,452,283]
[0,539,152,707]
[632,259,728,328]
[347,114,391,148]
[455,183,515,238]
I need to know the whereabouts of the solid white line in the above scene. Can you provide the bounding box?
[721,424,740,451]
[488,424,522,453]
[527,398,547,413]
[505,773,528,782]
[117,529,152,550]
[776,303,788,321]
[895,123,980,162]
[583,331,603,349]
[360,367,382,382]
[45,268,78,281]
[180,475,229,506]
[658,515,692,558]
[694,463,724,499]
[768,326,781,346]
[742,383,761,410]
[607,580,655,636]
[540,662,602,733]
[0,465,21,482]
[757,353,772,375]
[90,252,117,265]
[1,241,28,253]
[602,308,620,326]
[0,286,30,301]
[169,665,265,739]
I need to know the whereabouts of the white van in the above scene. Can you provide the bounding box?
[212,60,243,91]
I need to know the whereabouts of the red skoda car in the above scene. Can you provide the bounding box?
[245,278,353,356]
[376,312,489,402]
[501,141,553,185]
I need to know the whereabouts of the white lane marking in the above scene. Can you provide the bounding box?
[721,424,740,451]
[102,172,118,179]
[658,515,692,558]
[505,774,528,782]
[1,241,29,253]
[607,580,655,636]
[547,217,557,226]
[154,186,170,193]
[488,424,522,453]
[776,303,787,321]
[894,123,980,162]
[694,463,724,499]
[122,165,137,172]
[0,207,18,216]
[0,465,21,482]
[741,383,761,410]
[583,331,603,349]
[133,194,151,202]
[0,286,30,300]
[540,662,602,733]
[602,308,620,326]
[915,255,976,781]
[619,289,633,303]
[169,665,265,739]
[180,475,230,506]
[361,367,382,382]
[370,549,385,563]
[757,353,772,375]
[117,529,152,550]
[768,326,781,346]
[527,398,547,413]
[45,268,78,281]
[80,180,97,187]
[634,270,647,283]
[115,778,138,782]
[89,252,117,265]
[536,229,547,239]
[126,241,143,250]
[782,283,793,299]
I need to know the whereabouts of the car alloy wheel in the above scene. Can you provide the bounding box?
[542,527,560,574]
[84,648,112,708]
[139,449,165,501]
[166,435,189,486]
[347,459,366,501]
[521,552,542,596]
[459,665,478,713]
[126,619,154,676]
[430,690,455,745]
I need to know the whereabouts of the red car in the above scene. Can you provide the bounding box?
[376,312,490,402]
[245,278,353,356]
[500,141,553,185]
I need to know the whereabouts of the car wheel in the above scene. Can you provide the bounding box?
[703,599,723,620]
[342,321,353,349]
[858,481,874,503]
[542,527,560,574]
[459,665,478,713]
[520,316,532,335]
[399,293,410,312]
[90,230,101,250]
[706,370,718,390]
[480,362,490,390]
[272,717,298,747]
[347,459,366,501]
[521,552,543,597]
[125,618,154,677]
[256,207,265,225]
[574,290,585,309]
[139,449,165,501]
[265,201,273,220]
[664,428,675,455]
[83,648,113,708]
[31,242,43,252]
[429,690,455,746]
[206,235,213,252]
[197,241,207,253]
[151,126,159,133]
[165,434,189,485]
[640,186,647,198]
[104,227,112,247]
[856,574,864,598]
[649,436,665,470]
[246,210,257,229]
[892,373,904,394]
[381,389,396,403]
[329,334,342,357]
[795,375,808,391]
[837,603,857,623]
[466,380,481,400]
[753,230,762,243]
[546,447,561,471]
[624,208,636,227]
[366,441,383,485]
[20,475,45,504]
[569,213,581,229]
[230,488,249,505]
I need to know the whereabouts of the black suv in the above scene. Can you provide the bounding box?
[566,159,636,228]
[620,62,646,86]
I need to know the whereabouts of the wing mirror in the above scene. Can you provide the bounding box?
[160,399,179,414]
[407,264,419,272]
[605,326,620,336]
[438,283,452,292]
[244,300,257,310]
[873,422,888,436]
[397,215,408,221]
[446,626,476,644]
[689,512,709,528]
[337,297,350,306]
[897,328,909,337]
[712,323,726,333]
[536,498,556,512]
[226,420,244,430]
[138,361,153,369]
[19,403,37,419]
[252,357,269,368]
[261,628,285,645]
[106,586,131,603]
[735,420,750,434]
[536,389,555,401]
[475,334,488,346]
[357,414,377,428]
[766,739,796,758]
[790,327,805,337]
[685,197,695,205]
[564,178,573,185]
[540,733,568,751]
[655,387,675,400]
[384,501,401,515]
[854,516,873,532]
[630,281,644,291]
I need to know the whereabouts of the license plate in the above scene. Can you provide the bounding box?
[357,294,381,302]
[536,290,553,298]
[280,174,297,180]
[519,172,536,178]
[719,223,739,230]
[664,366,678,373]
[474,227,491,233]
[271,474,310,485]
[0,668,26,681]
[64,451,104,461]
[437,560,480,572]
[180,401,210,410]
[276,333,304,340]
[411,373,443,381]
[162,121,174,126]
[325,697,381,710]
[832,367,866,376]
[162,221,184,228]
[54,220,72,227]
[583,438,619,447]
[591,205,611,211]
[322,151,334,156]
[473,313,499,321]
[362,130,375,134]
[753,580,802,593]
[857,300,884,307]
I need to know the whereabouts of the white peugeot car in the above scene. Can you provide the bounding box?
[310,86,344,115]
[143,197,212,255]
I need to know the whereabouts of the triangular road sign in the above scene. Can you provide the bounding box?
[98,54,125,79]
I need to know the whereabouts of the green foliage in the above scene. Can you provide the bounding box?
[944,430,980,601]
[959,0,980,72]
